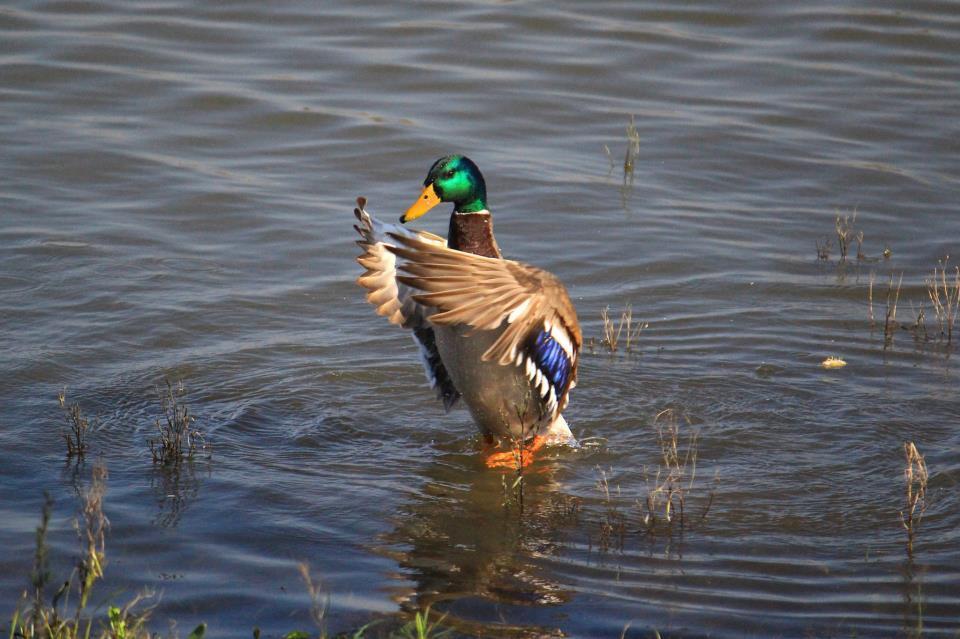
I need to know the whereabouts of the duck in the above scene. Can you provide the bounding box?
[353,155,581,468]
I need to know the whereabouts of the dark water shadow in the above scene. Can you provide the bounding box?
[374,450,581,638]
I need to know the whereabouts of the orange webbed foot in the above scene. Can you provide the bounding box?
[484,435,547,469]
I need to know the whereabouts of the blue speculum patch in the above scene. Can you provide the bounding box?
[532,329,571,396]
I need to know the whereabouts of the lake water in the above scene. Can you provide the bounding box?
[2,1,959,637]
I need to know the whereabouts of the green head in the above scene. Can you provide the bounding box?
[401,155,488,222]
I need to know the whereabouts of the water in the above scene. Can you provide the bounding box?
[2,1,959,636]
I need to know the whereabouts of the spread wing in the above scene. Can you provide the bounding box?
[387,233,581,416]
[353,198,460,411]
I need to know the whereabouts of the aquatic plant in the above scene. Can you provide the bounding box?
[149,380,204,465]
[822,207,881,263]
[899,441,928,558]
[835,209,856,262]
[397,606,449,639]
[57,390,94,458]
[638,408,711,535]
[600,305,647,353]
[595,468,626,553]
[926,257,959,344]
[882,273,903,348]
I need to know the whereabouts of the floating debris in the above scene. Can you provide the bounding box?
[821,356,847,369]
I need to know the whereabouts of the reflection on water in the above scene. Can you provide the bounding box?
[150,459,206,529]
[381,455,580,637]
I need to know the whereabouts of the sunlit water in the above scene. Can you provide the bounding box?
[2,1,959,637]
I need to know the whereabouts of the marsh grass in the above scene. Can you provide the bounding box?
[600,305,648,354]
[835,209,857,262]
[9,463,156,639]
[595,468,626,553]
[149,380,203,466]
[815,237,832,261]
[882,273,903,347]
[398,607,450,639]
[868,258,959,351]
[822,208,883,263]
[57,391,94,458]
[926,258,960,344]
[899,442,928,558]
[639,409,711,535]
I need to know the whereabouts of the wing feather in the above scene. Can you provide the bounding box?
[385,232,581,413]
[353,198,461,410]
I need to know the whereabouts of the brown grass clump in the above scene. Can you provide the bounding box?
[57,390,94,458]
[639,408,712,535]
[835,209,857,262]
[926,258,960,344]
[600,305,648,353]
[899,442,928,557]
[150,379,204,465]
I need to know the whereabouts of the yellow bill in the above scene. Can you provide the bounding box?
[401,183,441,223]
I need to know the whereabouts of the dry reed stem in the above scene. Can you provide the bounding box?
[640,408,703,534]
[926,259,960,344]
[601,305,648,353]
[900,442,928,556]
[868,271,876,329]
[884,273,903,346]
[835,209,857,262]
[297,562,329,633]
[595,467,626,553]
[77,461,108,612]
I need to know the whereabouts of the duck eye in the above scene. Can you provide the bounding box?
[444,170,455,179]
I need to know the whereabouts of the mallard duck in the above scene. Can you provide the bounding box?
[353,155,581,467]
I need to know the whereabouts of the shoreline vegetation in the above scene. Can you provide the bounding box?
[7,469,449,639]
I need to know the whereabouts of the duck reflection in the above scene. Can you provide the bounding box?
[378,451,580,635]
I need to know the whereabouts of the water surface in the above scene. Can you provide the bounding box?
[2,1,959,637]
